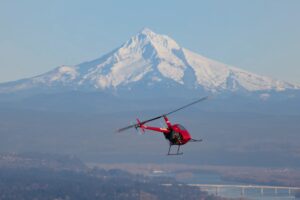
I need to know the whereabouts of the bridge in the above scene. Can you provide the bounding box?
[188,183,300,197]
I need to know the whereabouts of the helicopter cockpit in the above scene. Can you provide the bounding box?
[177,124,186,130]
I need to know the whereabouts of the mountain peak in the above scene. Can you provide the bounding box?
[139,27,156,36]
[129,28,180,51]
[0,29,299,94]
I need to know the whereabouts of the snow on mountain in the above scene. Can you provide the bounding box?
[0,28,299,94]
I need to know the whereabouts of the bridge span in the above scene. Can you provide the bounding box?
[188,183,300,197]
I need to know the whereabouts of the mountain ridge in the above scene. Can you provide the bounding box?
[0,28,299,94]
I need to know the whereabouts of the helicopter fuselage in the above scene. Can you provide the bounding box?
[164,124,191,145]
[138,116,191,146]
[117,97,207,155]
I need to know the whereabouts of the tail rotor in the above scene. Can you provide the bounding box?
[135,118,145,134]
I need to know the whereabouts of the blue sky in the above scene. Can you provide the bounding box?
[0,0,299,84]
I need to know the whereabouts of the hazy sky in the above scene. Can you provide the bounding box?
[0,0,299,84]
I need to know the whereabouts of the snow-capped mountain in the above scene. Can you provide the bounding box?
[0,28,299,94]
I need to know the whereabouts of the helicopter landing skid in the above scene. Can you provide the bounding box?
[167,152,183,156]
[167,145,183,156]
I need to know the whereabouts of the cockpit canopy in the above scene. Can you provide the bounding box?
[177,124,186,130]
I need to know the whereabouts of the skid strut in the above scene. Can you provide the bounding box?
[167,145,183,156]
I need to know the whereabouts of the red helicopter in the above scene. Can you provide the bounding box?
[117,97,208,155]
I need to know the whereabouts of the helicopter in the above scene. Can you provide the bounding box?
[117,96,209,155]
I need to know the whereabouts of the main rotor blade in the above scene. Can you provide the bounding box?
[117,116,162,133]
[165,96,209,116]
[117,124,137,132]
[139,115,162,124]
[117,96,209,132]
